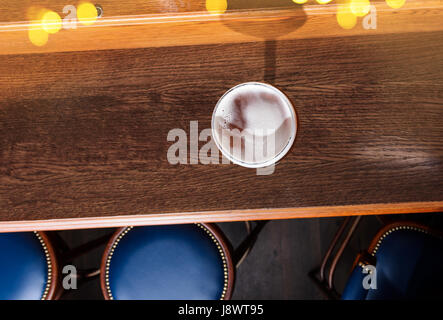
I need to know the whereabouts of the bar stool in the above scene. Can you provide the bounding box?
[0,231,59,300]
[100,222,267,300]
[341,222,443,300]
[310,218,443,299]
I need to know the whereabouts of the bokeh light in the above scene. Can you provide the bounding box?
[206,0,228,15]
[292,0,308,4]
[350,0,371,16]
[27,7,50,46]
[41,11,62,34]
[28,26,49,47]
[316,0,333,3]
[77,2,98,25]
[386,0,406,9]
[337,2,357,29]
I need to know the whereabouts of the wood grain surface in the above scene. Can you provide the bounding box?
[0,25,442,231]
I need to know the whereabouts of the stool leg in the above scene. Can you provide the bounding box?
[233,221,269,268]
[60,232,115,261]
[327,216,362,289]
[309,216,362,299]
[47,231,115,299]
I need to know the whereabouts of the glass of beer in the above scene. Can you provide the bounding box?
[211,82,297,168]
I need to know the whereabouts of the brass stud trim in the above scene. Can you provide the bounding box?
[196,223,229,300]
[105,224,230,300]
[34,232,52,300]
[371,225,430,256]
[104,226,134,300]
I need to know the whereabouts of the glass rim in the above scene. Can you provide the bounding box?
[211,82,297,169]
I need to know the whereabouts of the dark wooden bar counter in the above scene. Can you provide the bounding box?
[0,1,442,231]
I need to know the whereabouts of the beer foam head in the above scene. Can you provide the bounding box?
[212,82,296,168]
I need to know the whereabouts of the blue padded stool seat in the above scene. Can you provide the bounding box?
[101,224,234,300]
[342,223,443,300]
[0,232,55,300]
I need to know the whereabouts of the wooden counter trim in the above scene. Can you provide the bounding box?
[1,1,443,55]
[0,201,441,233]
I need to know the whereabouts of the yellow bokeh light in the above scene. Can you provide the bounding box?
[386,0,406,9]
[293,0,308,4]
[316,0,333,3]
[77,2,98,25]
[337,3,357,29]
[350,0,371,16]
[41,11,62,34]
[28,26,48,47]
[206,0,227,15]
